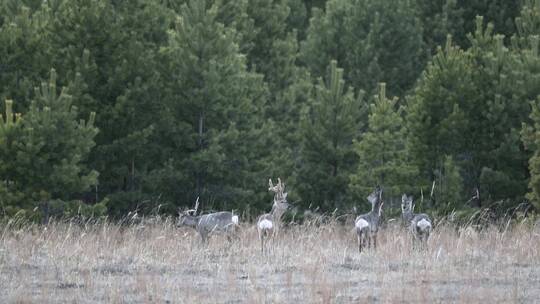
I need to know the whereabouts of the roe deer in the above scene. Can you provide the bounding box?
[355,186,384,253]
[257,178,289,254]
[401,194,432,246]
[178,197,239,244]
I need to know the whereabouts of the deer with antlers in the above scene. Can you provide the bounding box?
[257,178,290,255]
[354,186,384,253]
[177,197,239,244]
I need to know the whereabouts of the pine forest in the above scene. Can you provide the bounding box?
[1,0,539,223]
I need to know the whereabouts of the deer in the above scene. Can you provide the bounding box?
[401,194,432,246]
[354,186,384,253]
[257,178,290,255]
[177,197,239,245]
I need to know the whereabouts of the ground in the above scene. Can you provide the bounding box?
[1,218,539,303]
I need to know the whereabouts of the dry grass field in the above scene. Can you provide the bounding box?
[1,217,539,303]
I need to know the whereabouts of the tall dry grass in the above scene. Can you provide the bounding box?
[0,217,539,303]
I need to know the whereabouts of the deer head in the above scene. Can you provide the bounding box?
[269,178,290,218]
[401,194,414,214]
[367,186,382,210]
[177,197,200,227]
[269,178,286,201]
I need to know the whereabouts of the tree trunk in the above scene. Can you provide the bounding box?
[196,111,204,200]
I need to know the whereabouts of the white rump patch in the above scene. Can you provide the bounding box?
[258,219,273,230]
[417,218,431,231]
[232,215,239,225]
[355,218,369,230]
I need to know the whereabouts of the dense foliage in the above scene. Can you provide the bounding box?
[1,0,539,220]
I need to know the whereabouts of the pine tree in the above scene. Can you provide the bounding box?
[407,37,473,186]
[0,4,49,107]
[416,0,520,53]
[468,16,540,203]
[523,96,540,210]
[432,155,464,211]
[296,60,365,211]
[236,0,313,187]
[43,0,174,215]
[300,0,426,96]
[160,0,268,212]
[409,16,540,209]
[518,0,540,210]
[515,0,540,41]
[0,99,24,214]
[0,69,98,219]
[349,83,419,204]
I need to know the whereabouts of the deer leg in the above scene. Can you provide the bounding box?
[364,235,368,250]
[422,233,429,248]
[260,230,266,256]
[264,228,272,255]
[198,232,204,245]
[364,234,368,252]
[269,233,274,255]
[360,232,367,253]
[357,234,362,253]
[272,228,277,252]
[373,234,377,250]
[232,227,240,242]
[269,228,277,255]
[413,233,420,250]
[200,232,208,246]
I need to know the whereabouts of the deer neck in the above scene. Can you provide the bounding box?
[372,200,383,217]
[371,209,381,220]
[402,210,413,222]
[270,207,285,224]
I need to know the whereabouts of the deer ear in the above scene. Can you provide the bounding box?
[283,192,288,200]
[402,194,407,203]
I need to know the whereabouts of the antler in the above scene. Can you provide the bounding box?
[194,196,199,214]
[269,178,285,201]
[277,178,285,197]
[186,196,200,215]
[269,179,277,193]
[378,202,384,217]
